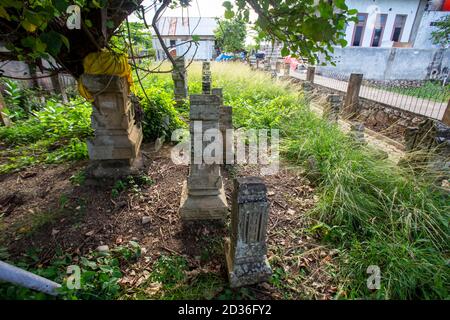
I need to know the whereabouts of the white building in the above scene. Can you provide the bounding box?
[152,17,217,61]
[343,0,450,48]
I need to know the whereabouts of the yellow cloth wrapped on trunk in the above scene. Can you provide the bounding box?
[78,50,134,101]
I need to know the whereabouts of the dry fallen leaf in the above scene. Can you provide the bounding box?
[145,282,163,295]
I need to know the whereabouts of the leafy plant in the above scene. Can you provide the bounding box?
[0,242,141,300]
[214,17,247,53]
[431,14,450,47]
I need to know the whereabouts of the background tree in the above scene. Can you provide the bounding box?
[214,17,247,53]
[223,0,356,64]
[111,21,155,57]
[431,15,450,48]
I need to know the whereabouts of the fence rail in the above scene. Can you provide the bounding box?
[290,68,449,121]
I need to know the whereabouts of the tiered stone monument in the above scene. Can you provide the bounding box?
[171,57,188,106]
[179,94,228,220]
[225,177,272,288]
[202,61,211,94]
[81,74,143,178]
[323,95,342,122]
[212,88,233,165]
[211,88,223,106]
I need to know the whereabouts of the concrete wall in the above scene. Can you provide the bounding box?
[317,47,450,80]
[344,0,421,48]
[414,11,450,48]
[153,37,215,61]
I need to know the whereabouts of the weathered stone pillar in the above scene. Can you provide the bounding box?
[350,122,366,145]
[264,58,271,72]
[80,74,143,178]
[220,106,233,165]
[306,66,315,83]
[202,61,211,95]
[283,61,290,76]
[249,57,257,69]
[179,94,228,220]
[211,88,223,106]
[212,88,233,166]
[323,94,342,122]
[301,82,315,103]
[171,57,188,106]
[275,60,282,74]
[225,177,272,288]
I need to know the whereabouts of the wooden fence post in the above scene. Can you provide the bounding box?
[442,99,450,126]
[306,66,315,83]
[343,73,363,117]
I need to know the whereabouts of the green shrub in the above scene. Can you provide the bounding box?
[136,85,185,141]
[0,242,141,300]
[0,78,46,121]
[0,97,92,173]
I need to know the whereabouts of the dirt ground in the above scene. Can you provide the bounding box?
[0,142,338,299]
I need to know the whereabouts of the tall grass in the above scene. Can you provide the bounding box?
[146,62,449,299]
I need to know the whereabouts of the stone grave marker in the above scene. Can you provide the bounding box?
[179,94,228,220]
[225,177,272,288]
[171,57,188,106]
[80,74,143,178]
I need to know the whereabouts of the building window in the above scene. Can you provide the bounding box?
[352,13,368,46]
[371,14,388,47]
[170,39,176,47]
[391,15,407,42]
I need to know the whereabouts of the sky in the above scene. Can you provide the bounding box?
[129,0,257,44]
[130,0,227,22]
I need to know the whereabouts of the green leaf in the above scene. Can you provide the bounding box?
[0,7,11,20]
[54,0,69,12]
[106,20,114,29]
[222,1,233,10]
[85,19,93,28]
[191,35,200,42]
[281,46,289,57]
[60,34,70,50]
[224,10,234,19]
[20,36,35,49]
[40,31,62,56]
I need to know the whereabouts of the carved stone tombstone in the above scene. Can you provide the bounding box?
[211,88,223,106]
[179,94,228,220]
[202,61,211,95]
[171,57,188,106]
[80,74,143,178]
[249,57,257,69]
[323,94,342,122]
[350,122,366,145]
[212,88,233,166]
[301,82,315,103]
[264,58,271,72]
[283,61,290,76]
[225,177,272,288]
[275,60,282,74]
